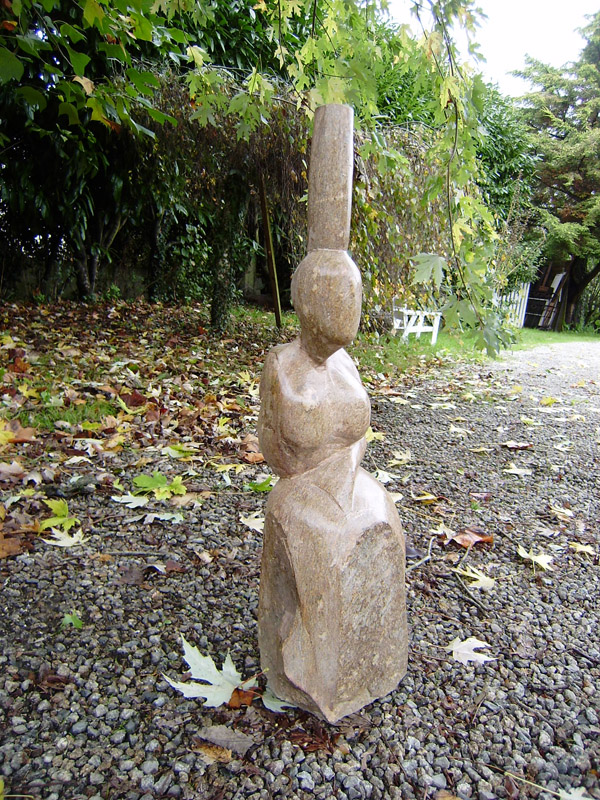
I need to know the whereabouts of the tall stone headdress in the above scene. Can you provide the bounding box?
[257,105,407,723]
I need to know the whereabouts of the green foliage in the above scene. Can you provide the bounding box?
[40,498,80,532]
[244,476,274,492]
[60,611,84,630]
[0,0,534,348]
[132,472,187,499]
[516,13,600,323]
[19,397,115,431]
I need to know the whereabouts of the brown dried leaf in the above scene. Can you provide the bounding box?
[165,559,187,573]
[227,687,257,708]
[126,390,148,407]
[170,491,211,508]
[447,525,493,548]
[243,451,265,464]
[5,419,36,442]
[191,740,232,764]
[241,433,260,449]
[0,460,25,481]
[118,565,146,585]
[9,356,29,373]
[289,721,339,754]
[504,774,520,800]
[0,529,27,559]
[196,725,256,756]
[37,665,71,691]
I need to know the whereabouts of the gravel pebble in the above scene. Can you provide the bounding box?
[1,340,599,800]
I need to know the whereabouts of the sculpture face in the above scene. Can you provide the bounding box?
[291,250,362,363]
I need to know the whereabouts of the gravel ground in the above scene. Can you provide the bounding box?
[1,339,599,800]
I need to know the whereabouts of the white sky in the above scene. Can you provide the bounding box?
[388,0,600,96]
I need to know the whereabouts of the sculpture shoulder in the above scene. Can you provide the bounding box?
[329,347,360,375]
[262,342,300,375]
[262,340,314,394]
[261,344,293,394]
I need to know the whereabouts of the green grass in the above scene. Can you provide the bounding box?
[351,326,600,377]
[17,398,117,432]
[348,328,490,378]
[231,304,598,380]
[232,303,490,375]
[511,327,600,350]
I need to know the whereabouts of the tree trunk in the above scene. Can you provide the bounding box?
[75,251,91,299]
[42,234,61,298]
[147,206,166,302]
[565,256,600,325]
[209,182,249,332]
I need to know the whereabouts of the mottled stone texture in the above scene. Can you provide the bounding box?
[258,105,407,723]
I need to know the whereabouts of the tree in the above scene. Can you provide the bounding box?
[475,84,541,293]
[517,11,600,328]
[1,0,525,347]
[0,0,192,297]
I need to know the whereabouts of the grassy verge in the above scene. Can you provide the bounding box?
[236,305,597,380]
[19,398,117,432]
[511,327,599,350]
[349,329,489,378]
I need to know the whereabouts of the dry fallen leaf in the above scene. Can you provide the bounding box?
[449,423,470,438]
[163,635,257,707]
[374,468,396,485]
[517,544,554,571]
[431,521,457,542]
[243,451,265,464]
[240,433,264,463]
[0,460,25,481]
[240,512,264,533]
[503,462,533,476]
[41,528,89,547]
[2,420,36,444]
[501,440,533,451]
[447,526,493,549]
[193,741,232,764]
[196,725,256,756]
[413,491,440,505]
[0,529,28,559]
[445,636,496,666]
[553,440,573,452]
[549,503,574,522]
[365,426,385,442]
[569,542,594,556]
[388,449,411,467]
[451,565,496,590]
[228,686,257,708]
[520,415,541,426]
[192,547,214,564]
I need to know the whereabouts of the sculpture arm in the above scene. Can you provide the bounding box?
[258,349,296,477]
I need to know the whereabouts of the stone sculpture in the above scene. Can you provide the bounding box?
[257,104,407,723]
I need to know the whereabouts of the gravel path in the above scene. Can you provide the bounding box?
[1,340,599,800]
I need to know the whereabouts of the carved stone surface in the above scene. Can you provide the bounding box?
[257,104,407,723]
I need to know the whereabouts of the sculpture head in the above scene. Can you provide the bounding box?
[291,250,362,364]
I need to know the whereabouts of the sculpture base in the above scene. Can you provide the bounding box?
[258,466,408,723]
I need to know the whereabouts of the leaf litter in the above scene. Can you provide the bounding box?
[1,303,598,795]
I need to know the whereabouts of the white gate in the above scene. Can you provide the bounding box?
[496,283,531,328]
